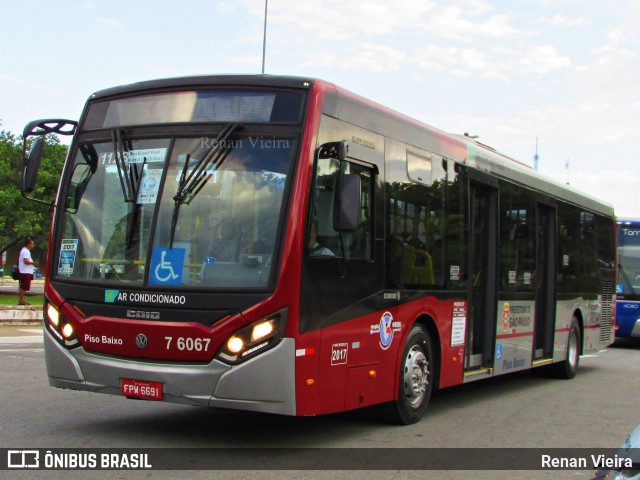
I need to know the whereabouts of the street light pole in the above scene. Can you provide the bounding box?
[261,0,268,74]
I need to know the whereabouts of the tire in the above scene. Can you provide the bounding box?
[379,324,435,425]
[551,317,580,379]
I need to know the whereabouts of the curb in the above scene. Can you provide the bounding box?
[0,305,44,325]
[0,278,45,325]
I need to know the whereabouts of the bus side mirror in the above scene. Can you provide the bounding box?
[21,118,77,203]
[337,141,348,162]
[316,140,358,231]
[23,137,45,194]
[334,173,361,232]
[318,141,348,161]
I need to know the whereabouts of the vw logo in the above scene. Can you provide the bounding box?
[135,334,148,349]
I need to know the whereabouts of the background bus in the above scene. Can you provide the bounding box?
[22,75,616,425]
[616,218,640,338]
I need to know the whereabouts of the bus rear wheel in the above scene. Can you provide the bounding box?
[551,317,580,379]
[380,324,434,425]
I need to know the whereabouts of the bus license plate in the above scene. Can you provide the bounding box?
[121,378,163,401]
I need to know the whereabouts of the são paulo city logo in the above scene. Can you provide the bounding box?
[370,311,402,350]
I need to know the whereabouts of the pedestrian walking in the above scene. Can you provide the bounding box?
[18,237,39,305]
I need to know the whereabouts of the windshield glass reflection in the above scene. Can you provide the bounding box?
[56,134,295,289]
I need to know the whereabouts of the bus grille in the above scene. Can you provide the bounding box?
[600,280,614,344]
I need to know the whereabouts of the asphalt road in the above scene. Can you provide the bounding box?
[0,327,638,479]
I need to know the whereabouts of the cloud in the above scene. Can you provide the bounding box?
[266,0,439,40]
[259,0,520,43]
[573,1,640,104]
[516,45,572,74]
[542,14,591,27]
[94,17,121,29]
[448,100,640,151]
[570,167,640,216]
[429,9,519,41]
[300,43,408,72]
[218,2,236,14]
[410,43,571,79]
[249,1,580,78]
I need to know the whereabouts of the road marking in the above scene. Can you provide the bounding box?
[0,336,43,344]
[0,348,43,352]
[18,328,43,334]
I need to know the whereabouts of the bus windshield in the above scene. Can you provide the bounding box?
[618,222,640,296]
[55,131,296,289]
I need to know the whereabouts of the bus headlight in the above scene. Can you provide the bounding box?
[61,323,74,339]
[47,304,60,328]
[251,319,276,342]
[217,312,286,365]
[227,336,245,354]
[45,300,79,348]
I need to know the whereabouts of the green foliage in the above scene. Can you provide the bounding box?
[0,292,43,305]
[0,130,68,256]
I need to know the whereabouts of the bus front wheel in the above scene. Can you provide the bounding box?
[380,324,434,425]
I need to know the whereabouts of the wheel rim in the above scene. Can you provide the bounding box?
[568,328,578,368]
[403,344,430,408]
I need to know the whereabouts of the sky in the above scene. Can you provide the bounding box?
[1,0,640,216]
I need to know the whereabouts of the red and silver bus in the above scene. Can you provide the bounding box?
[22,75,616,424]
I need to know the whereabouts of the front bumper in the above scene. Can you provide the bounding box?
[44,328,296,415]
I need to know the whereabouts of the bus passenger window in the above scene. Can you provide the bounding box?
[385,144,446,289]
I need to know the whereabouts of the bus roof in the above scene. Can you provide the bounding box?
[89,74,315,100]
[324,79,614,218]
[88,74,614,218]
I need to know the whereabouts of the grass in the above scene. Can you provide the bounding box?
[0,293,43,305]
[0,276,44,305]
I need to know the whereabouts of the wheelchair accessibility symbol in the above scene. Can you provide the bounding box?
[149,247,185,285]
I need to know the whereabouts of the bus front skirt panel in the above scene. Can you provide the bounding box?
[43,329,297,415]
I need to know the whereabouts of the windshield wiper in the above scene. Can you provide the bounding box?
[169,123,239,247]
[110,129,149,251]
[111,128,138,202]
[174,123,238,205]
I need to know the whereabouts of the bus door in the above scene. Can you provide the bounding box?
[300,148,384,413]
[534,203,557,360]
[466,181,498,370]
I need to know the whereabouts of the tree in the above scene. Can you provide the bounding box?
[0,130,68,261]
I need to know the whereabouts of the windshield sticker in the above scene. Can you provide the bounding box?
[58,239,79,275]
[450,265,460,281]
[450,301,467,347]
[99,148,167,166]
[136,169,162,204]
[370,312,402,350]
[104,289,186,305]
[149,247,185,286]
[105,290,120,303]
